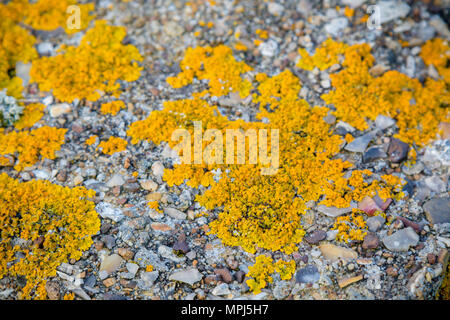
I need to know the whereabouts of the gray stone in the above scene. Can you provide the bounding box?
[423,197,450,225]
[375,115,396,130]
[96,202,124,222]
[15,62,31,87]
[37,42,54,56]
[296,265,320,283]
[49,103,71,117]
[317,202,357,217]
[212,283,231,296]
[126,262,139,275]
[382,227,419,252]
[366,215,385,232]
[273,281,291,300]
[100,254,124,274]
[325,17,349,36]
[377,1,410,24]
[424,176,446,194]
[259,40,278,57]
[388,138,409,163]
[345,131,377,153]
[138,271,159,290]
[106,174,125,187]
[363,146,387,163]
[163,207,187,220]
[402,161,424,175]
[267,2,284,16]
[169,268,203,286]
[134,248,168,271]
[158,245,186,263]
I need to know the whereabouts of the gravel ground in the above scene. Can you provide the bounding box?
[0,0,449,300]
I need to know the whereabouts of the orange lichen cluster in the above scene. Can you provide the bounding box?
[147,200,163,213]
[0,126,67,171]
[166,45,253,98]
[0,1,38,99]
[320,40,449,147]
[420,38,450,84]
[128,45,405,293]
[31,20,143,103]
[100,100,126,115]
[0,173,100,299]
[296,38,348,71]
[85,135,98,146]
[245,255,296,294]
[97,136,128,155]
[14,103,45,130]
[332,210,368,243]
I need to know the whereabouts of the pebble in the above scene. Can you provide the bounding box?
[319,244,358,262]
[362,146,387,163]
[423,197,450,225]
[49,103,71,117]
[338,275,363,288]
[163,207,187,220]
[304,230,327,244]
[267,2,284,16]
[212,283,231,296]
[140,179,158,191]
[96,202,125,223]
[382,227,419,252]
[344,130,377,153]
[118,248,135,260]
[377,1,410,24]
[106,174,125,187]
[402,161,424,175]
[366,215,385,232]
[317,202,356,217]
[151,161,165,177]
[37,42,54,56]
[324,17,348,36]
[138,271,159,290]
[388,138,409,163]
[100,254,124,274]
[169,268,203,286]
[259,40,278,57]
[424,176,446,194]
[126,262,139,275]
[362,233,379,250]
[214,268,233,284]
[295,265,320,284]
[158,245,186,263]
[15,62,31,87]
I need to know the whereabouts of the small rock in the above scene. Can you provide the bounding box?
[344,131,377,153]
[382,227,419,252]
[164,207,187,220]
[169,268,203,286]
[140,179,158,191]
[366,215,385,232]
[338,275,363,288]
[362,233,379,250]
[139,271,159,290]
[317,202,356,217]
[37,42,54,56]
[319,243,358,262]
[45,281,60,300]
[427,253,436,265]
[304,230,327,244]
[259,40,278,57]
[100,254,124,274]
[103,278,116,288]
[386,266,398,277]
[295,265,320,284]
[158,245,186,263]
[49,103,71,117]
[377,1,410,24]
[235,271,246,283]
[106,174,125,187]
[402,161,424,175]
[118,248,135,260]
[388,138,409,163]
[173,240,190,254]
[214,268,233,284]
[267,2,283,16]
[325,17,349,36]
[151,161,165,177]
[424,176,446,194]
[212,283,231,296]
[362,146,387,163]
[96,202,124,223]
[126,262,139,275]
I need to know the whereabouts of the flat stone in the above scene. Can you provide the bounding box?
[295,265,320,284]
[134,248,168,272]
[49,103,71,117]
[16,62,31,87]
[424,176,446,193]
[214,268,233,284]
[163,207,187,220]
[100,254,124,274]
[169,268,203,286]
[338,275,363,288]
[317,202,356,217]
[158,245,186,263]
[126,262,139,275]
[212,283,231,296]
[140,179,158,191]
[362,146,387,163]
[366,215,385,232]
[304,230,327,244]
[138,271,159,290]
[362,233,379,250]
[151,161,165,177]
[344,131,377,153]
[402,161,424,175]
[378,1,410,24]
[267,2,283,16]
[423,197,450,225]
[382,227,419,252]
[325,17,349,36]
[319,244,358,262]
[388,138,409,163]
[375,115,396,130]
[96,202,124,223]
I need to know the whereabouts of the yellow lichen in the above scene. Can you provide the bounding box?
[0,173,100,299]
[420,38,450,84]
[100,100,126,116]
[296,38,348,71]
[332,210,368,243]
[0,126,67,171]
[14,103,45,130]
[97,136,128,155]
[85,135,98,146]
[31,20,143,103]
